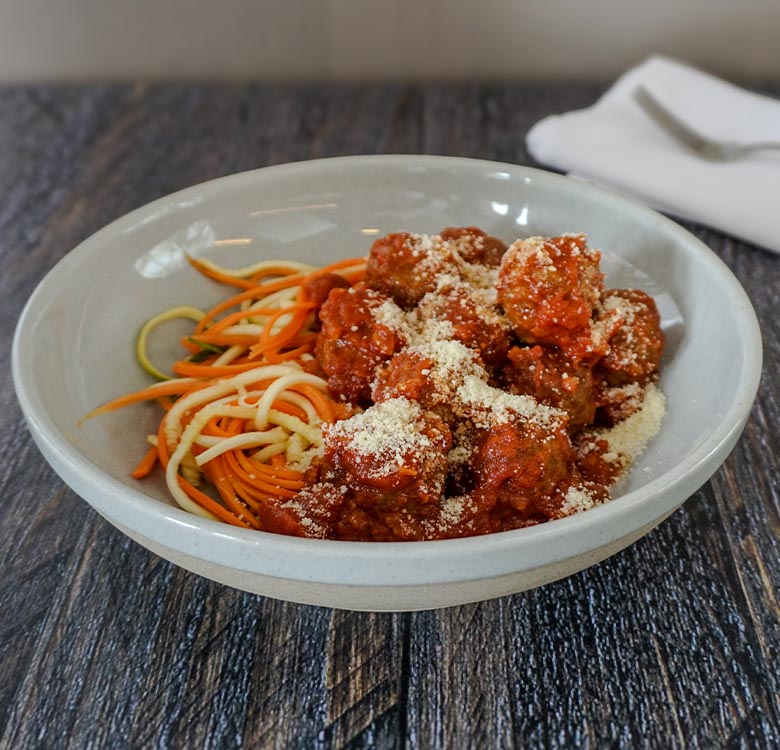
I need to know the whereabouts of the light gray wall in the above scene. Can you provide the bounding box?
[1,0,778,81]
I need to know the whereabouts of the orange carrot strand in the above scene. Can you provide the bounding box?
[131,445,160,479]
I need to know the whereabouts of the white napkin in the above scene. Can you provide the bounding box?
[526,55,780,255]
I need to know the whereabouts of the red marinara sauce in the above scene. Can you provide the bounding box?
[275,228,665,541]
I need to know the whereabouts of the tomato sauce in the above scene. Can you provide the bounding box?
[279,228,665,541]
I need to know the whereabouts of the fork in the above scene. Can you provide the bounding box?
[633,85,780,161]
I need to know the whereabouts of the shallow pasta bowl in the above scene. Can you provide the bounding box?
[12,155,762,611]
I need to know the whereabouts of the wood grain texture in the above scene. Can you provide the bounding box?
[0,81,779,750]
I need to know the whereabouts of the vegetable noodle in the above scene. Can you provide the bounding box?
[87,254,364,529]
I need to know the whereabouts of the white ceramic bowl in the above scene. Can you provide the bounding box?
[13,155,761,611]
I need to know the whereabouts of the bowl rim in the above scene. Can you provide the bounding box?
[12,154,763,586]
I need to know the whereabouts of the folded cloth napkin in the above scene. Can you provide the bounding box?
[526,55,780,255]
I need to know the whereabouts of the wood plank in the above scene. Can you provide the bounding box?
[239,600,332,750]
[323,611,405,748]
[407,603,515,749]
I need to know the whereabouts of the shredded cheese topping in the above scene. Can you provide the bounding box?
[324,398,435,479]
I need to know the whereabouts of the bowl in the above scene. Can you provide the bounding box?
[12,155,762,611]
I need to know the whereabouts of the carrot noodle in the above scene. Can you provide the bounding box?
[82,378,198,421]
[89,255,366,529]
[131,445,159,479]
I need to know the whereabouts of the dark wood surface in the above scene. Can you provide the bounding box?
[1,81,779,750]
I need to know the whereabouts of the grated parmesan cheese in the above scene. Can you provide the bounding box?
[404,340,487,392]
[559,485,599,515]
[455,375,566,429]
[597,382,666,467]
[324,397,434,479]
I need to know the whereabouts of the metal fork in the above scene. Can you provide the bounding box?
[633,85,780,161]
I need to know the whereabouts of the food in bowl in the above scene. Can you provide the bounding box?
[14,154,761,610]
[92,226,665,542]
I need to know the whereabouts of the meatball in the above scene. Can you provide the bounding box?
[302,272,350,311]
[594,381,645,427]
[501,345,595,430]
[469,416,574,526]
[416,284,511,369]
[496,234,604,354]
[315,284,405,404]
[372,349,434,404]
[323,398,451,502]
[372,340,488,424]
[270,482,348,539]
[595,289,664,386]
[322,399,452,540]
[573,433,624,489]
[420,493,495,540]
[365,232,461,308]
[439,226,507,267]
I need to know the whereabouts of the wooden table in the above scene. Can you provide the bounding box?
[1,82,779,750]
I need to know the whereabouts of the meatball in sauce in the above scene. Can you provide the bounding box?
[292,228,665,541]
